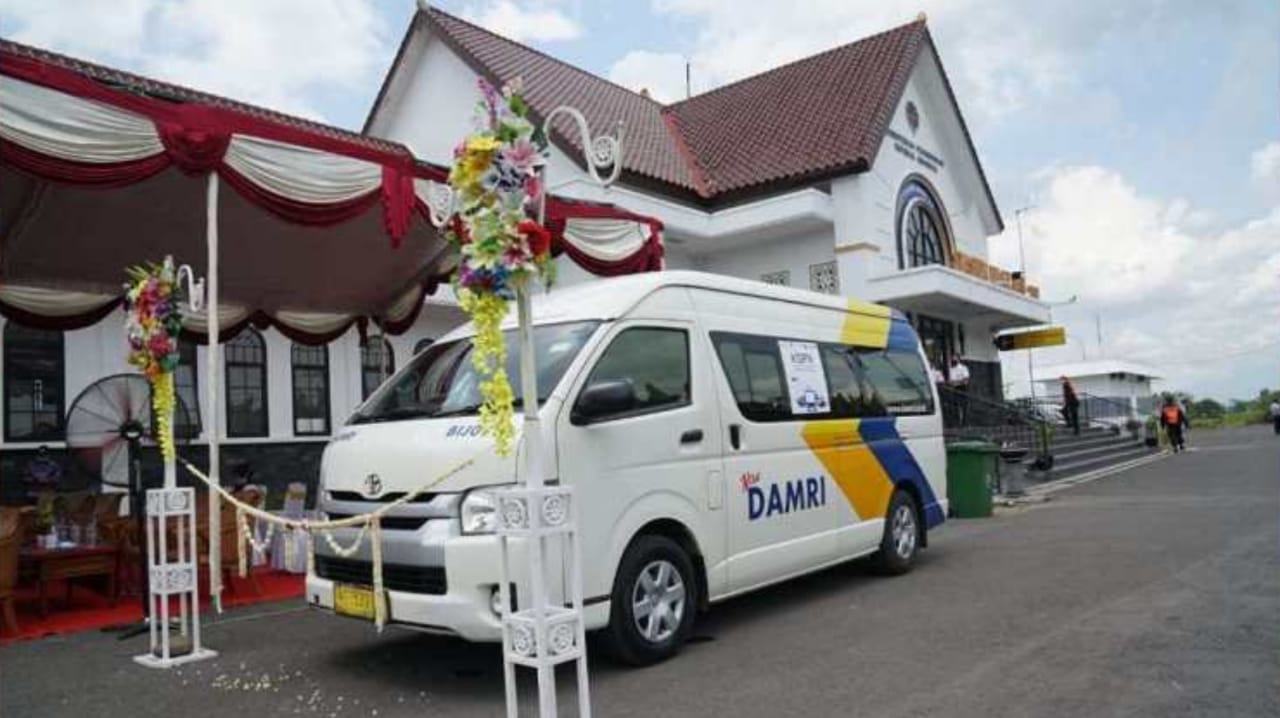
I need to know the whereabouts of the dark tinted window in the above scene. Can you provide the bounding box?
[361,338,395,400]
[291,343,330,435]
[712,331,932,421]
[580,328,690,419]
[174,341,201,436]
[711,333,790,421]
[3,324,64,441]
[225,329,268,437]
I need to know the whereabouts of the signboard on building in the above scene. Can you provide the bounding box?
[994,326,1067,351]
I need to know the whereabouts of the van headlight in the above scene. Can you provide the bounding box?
[460,488,498,534]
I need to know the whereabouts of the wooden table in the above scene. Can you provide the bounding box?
[20,545,119,617]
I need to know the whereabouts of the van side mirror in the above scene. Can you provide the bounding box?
[572,379,637,425]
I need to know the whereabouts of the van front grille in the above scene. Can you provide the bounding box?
[315,555,447,595]
[328,491,436,504]
[325,513,427,531]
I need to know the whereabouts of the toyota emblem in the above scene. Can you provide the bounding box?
[363,473,383,497]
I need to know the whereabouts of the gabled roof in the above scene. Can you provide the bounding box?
[367,6,995,216]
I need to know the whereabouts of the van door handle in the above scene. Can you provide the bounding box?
[680,429,704,444]
[729,424,742,450]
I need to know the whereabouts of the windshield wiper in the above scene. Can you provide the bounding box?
[350,406,436,424]
[432,397,530,418]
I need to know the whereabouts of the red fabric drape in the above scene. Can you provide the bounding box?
[0,48,437,244]
[0,295,122,331]
[0,138,170,187]
[543,197,665,276]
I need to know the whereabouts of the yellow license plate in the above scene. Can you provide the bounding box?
[334,584,376,620]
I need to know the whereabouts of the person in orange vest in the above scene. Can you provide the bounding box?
[1160,394,1190,453]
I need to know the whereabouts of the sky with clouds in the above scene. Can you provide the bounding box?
[2,0,1277,400]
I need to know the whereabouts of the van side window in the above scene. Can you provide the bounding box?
[853,347,934,415]
[710,333,790,421]
[581,328,691,419]
[820,345,888,418]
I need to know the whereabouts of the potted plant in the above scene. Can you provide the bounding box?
[1143,416,1160,447]
[1124,417,1142,440]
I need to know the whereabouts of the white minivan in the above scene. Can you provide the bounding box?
[307,270,947,664]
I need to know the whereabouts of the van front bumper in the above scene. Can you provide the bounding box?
[306,534,552,643]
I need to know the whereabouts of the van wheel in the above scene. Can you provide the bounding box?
[875,490,920,575]
[605,535,697,666]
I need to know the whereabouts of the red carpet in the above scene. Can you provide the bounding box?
[0,570,304,645]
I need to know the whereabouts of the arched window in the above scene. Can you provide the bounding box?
[225,329,268,437]
[361,338,395,400]
[896,181,949,269]
[3,324,65,442]
[291,343,330,436]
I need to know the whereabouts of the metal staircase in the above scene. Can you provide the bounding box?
[940,388,1160,485]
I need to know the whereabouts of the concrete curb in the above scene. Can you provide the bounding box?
[1017,451,1172,498]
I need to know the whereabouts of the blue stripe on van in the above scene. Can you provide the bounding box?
[858,417,946,529]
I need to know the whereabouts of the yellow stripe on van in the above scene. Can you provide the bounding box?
[839,300,892,348]
[800,419,895,520]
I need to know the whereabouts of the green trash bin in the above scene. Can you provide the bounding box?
[946,441,999,518]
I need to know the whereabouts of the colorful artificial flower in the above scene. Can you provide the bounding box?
[442,78,556,457]
[123,256,186,461]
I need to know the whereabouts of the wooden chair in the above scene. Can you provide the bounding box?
[0,507,22,636]
[195,487,263,595]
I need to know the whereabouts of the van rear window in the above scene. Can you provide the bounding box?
[711,331,933,421]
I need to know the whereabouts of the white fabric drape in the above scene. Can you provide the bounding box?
[224,135,382,204]
[382,283,424,325]
[272,309,353,336]
[0,284,117,315]
[0,76,162,163]
[561,218,649,261]
[179,303,252,333]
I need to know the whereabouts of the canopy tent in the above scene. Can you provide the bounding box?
[0,39,666,340]
[0,39,667,620]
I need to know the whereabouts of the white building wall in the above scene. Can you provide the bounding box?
[699,229,835,291]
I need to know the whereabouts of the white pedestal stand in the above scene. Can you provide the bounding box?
[495,483,590,718]
[134,486,217,668]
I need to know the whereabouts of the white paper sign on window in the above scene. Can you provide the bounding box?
[778,340,830,415]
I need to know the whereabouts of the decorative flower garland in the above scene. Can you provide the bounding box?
[444,78,553,456]
[124,256,185,462]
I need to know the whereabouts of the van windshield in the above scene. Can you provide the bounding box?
[350,321,600,424]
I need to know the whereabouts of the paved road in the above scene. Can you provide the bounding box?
[3,426,1277,717]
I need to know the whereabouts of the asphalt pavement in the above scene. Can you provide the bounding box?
[2,425,1277,717]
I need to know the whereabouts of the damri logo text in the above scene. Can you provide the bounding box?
[746,474,828,521]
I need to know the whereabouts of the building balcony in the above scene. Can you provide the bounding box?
[860,256,1050,329]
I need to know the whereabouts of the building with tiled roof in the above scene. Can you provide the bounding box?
[367,4,1048,400]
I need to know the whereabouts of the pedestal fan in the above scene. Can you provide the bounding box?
[64,373,195,637]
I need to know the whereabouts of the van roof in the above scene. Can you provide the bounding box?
[439,270,906,341]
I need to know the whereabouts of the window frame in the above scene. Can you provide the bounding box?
[571,326,692,425]
[224,328,269,438]
[290,343,331,437]
[2,324,66,443]
[173,341,202,436]
[360,337,396,401]
[895,179,951,271]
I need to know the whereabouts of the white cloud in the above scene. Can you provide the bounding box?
[992,164,1280,398]
[1251,141,1280,197]
[618,0,1223,126]
[0,0,390,121]
[608,50,689,102]
[461,1,582,43]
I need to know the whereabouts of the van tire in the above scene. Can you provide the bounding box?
[604,534,697,666]
[874,489,920,575]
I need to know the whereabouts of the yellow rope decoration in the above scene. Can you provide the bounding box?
[180,455,475,632]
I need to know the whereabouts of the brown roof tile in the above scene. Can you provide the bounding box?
[377,8,995,217]
[423,7,707,196]
[668,20,926,195]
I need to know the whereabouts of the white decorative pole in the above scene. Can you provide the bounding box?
[136,254,216,668]
[502,106,621,718]
[205,174,224,614]
[425,105,621,716]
